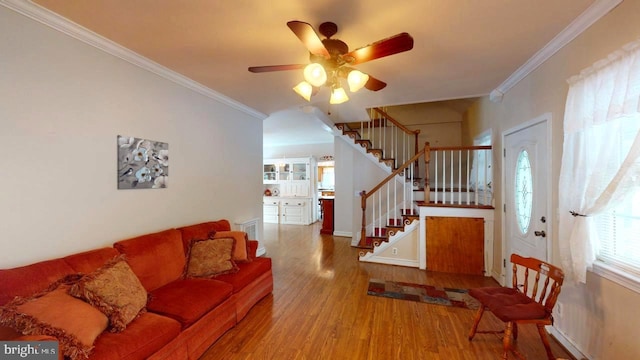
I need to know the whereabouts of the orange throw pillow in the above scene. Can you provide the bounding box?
[213,231,252,263]
[0,282,108,360]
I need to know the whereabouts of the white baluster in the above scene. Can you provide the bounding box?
[436,151,439,204]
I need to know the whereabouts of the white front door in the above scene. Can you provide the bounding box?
[503,115,550,285]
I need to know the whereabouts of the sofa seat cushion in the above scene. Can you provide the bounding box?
[147,279,233,328]
[90,312,181,360]
[214,257,272,293]
[114,229,185,292]
[469,287,548,322]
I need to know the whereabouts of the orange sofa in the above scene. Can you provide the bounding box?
[0,220,273,360]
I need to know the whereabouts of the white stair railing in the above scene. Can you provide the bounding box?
[427,145,493,206]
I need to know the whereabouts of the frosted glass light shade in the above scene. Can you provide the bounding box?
[303,63,327,87]
[330,87,349,104]
[293,81,313,101]
[347,70,369,92]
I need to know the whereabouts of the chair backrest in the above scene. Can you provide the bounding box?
[510,254,564,313]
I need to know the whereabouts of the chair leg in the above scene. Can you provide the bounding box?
[468,306,485,341]
[536,324,555,360]
[502,322,514,360]
[512,322,518,340]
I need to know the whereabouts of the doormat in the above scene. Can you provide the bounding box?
[367,279,480,310]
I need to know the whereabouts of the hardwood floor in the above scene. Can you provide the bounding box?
[200,222,573,360]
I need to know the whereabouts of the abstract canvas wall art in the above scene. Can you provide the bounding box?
[117,135,168,189]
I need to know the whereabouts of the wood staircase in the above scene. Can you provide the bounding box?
[335,107,494,259]
[358,208,419,253]
[335,108,422,256]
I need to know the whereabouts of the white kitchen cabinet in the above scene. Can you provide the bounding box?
[263,157,318,224]
[263,162,277,183]
[263,199,279,223]
[280,199,309,225]
[263,158,313,186]
[263,197,313,225]
[280,182,310,197]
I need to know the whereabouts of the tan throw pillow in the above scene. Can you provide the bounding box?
[0,281,108,360]
[69,256,147,332]
[185,238,239,278]
[213,231,252,263]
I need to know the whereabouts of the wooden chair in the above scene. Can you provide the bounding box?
[467,254,564,359]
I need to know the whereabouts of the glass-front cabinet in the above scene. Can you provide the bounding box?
[263,157,317,224]
[263,162,277,183]
[278,163,290,181]
[291,162,308,181]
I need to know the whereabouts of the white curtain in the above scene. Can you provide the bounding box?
[559,39,640,283]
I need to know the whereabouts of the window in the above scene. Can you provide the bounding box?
[594,127,640,280]
[596,202,640,276]
[469,131,492,205]
[514,150,533,234]
[558,38,640,288]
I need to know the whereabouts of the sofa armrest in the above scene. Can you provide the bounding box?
[248,240,259,258]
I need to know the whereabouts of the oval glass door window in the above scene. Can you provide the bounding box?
[515,149,533,234]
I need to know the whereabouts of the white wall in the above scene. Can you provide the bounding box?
[333,138,354,236]
[0,6,263,268]
[334,136,392,240]
[263,142,333,159]
[464,0,640,358]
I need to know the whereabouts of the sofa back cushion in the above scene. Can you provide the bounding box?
[0,259,74,306]
[113,229,185,291]
[177,220,232,253]
[63,247,120,274]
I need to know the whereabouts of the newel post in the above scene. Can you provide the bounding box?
[359,190,367,247]
[413,129,421,176]
[424,142,431,194]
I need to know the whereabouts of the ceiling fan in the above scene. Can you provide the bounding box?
[248,21,414,104]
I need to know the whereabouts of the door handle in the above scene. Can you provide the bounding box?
[534,230,546,237]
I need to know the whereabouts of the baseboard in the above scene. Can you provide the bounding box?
[491,270,504,285]
[360,256,419,268]
[547,326,589,360]
[256,246,267,257]
[332,231,352,238]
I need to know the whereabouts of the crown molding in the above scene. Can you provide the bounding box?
[0,0,267,120]
[490,0,623,103]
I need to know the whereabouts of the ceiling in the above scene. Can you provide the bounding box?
[30,0,596,147]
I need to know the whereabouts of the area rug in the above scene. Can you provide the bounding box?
[367,279,480,310]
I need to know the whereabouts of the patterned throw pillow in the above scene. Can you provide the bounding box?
[0,278,109,360]
[213,231,252,263]
[69,256,147,332]
[185,237,239,278]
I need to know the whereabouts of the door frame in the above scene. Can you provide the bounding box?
[500,113,553,285]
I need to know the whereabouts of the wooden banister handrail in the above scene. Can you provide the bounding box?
[358,139,494,249]
[360,145,427,245]
[371,108,420,136]
[429,145,492,151]
[361,148,425,201]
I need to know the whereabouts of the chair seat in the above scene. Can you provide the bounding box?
[469,287,548,322]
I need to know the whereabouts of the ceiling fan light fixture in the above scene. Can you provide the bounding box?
[293,81,313,101]
[330,87,349,104]
[347,70,369,92]
[303,63,327,87]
